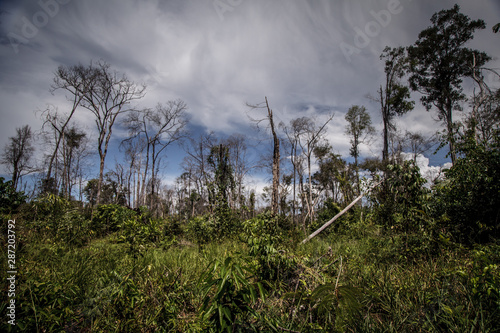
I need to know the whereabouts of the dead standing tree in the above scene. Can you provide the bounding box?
[281,119,306,228]
[181,132,218,211]
[247,97,280,215]
[225,134,252,211]
[293,114,334,227]
[43,65,88,187]
[123,100,189,213]
[1,125,35,191]
[55,60,146,205]
[468,55,500,144]
[39,106,90,198]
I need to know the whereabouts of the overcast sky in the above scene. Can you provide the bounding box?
[1,0,499,190]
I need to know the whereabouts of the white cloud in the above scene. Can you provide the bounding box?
[401,152,452,185]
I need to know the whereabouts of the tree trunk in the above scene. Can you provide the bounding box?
[299,172,307,235]
[96,146,105,206]
[141,143,150,206]
[445,104,456,165]
[266,97,280,215]
[380,86,390,164]
[292,143,296,226]
[151,145,157,211]
[307,147,314,224]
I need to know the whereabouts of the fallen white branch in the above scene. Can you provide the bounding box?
[301,181,381,244]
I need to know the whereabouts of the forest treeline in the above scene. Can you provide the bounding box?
[1,5,500,332]
[2,5,499,242]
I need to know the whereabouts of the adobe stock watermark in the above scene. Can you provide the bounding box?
[6,219,17,326]
[213,0,244,21]
[340,0,411,63]
[6,0,72,54]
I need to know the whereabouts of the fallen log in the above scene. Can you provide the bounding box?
[301,181,381,244]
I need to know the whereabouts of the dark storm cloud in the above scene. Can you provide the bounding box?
[0,0,499,181]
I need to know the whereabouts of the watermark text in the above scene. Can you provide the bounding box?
[6,219,17,326]
[340,0,412,63]
[7,0,72,54]
[213,0,244,21]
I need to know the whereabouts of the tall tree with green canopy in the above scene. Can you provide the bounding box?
[345,105,374,194]
[378,46,414,163]
[407,4,490,164]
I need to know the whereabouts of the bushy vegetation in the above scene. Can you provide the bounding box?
[0,177,27,216]
[433,135,500,244]
[2,180,500,332]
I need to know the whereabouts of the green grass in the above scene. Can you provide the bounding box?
[1,220,499,332]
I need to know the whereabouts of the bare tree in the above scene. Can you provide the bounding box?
[247,97,280,214]
[44,64,87,184]
[39,107,64,193]
[147,101,189,208]
[108,162,129,206]
[59,126,90,199]
[1,125,35,191]
[298,114,334,225]
[120,138,144,208]
[55,60,146,205]
[404,131,437,163]
[71,131,93,202]
[39,111,91,198]
[468,55,500,145]
[182,132,218,211]
[472,89,500,145]
[124,100,188,212]
[281,118,308,228]
[225,134,253,210]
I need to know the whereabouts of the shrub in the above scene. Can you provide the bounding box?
[23,194,92,246]
[29,194,71,235]
[433,137,500,243]
[467,244,500,309]
[31,193,71,221]
[187,211,240,245]
[187,214,216,245]
[118,216,166,257]
[163,217,183,238]
[310,198,342,236]
[369,161,430,234]
[198,257,265,332]
[91,204,136,236]
[243,213,297,282]
[0,177,27,215]
[284,282,363,331]
[57,210,91,247]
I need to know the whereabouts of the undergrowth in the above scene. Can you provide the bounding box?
[1,210,499,332]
